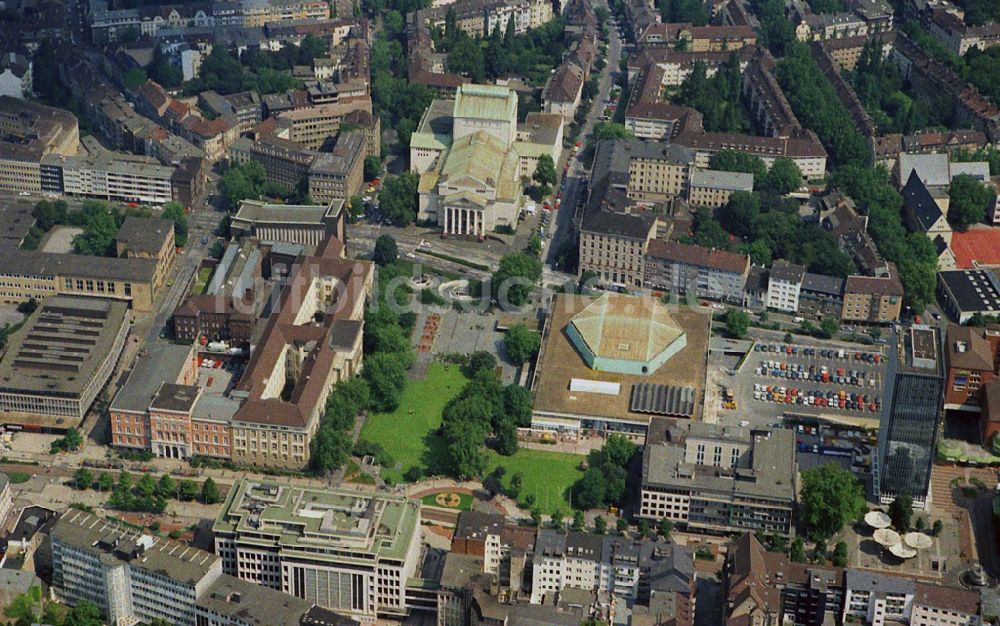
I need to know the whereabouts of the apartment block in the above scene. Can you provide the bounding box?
[213,478,424,622]
[644,239,750,304]
[639,422,797,537]
[766,260,806,313]
[841,263,904,324]
[674,130,828,179]
[687,168,754,209]
[530,529,695,626]
[626,142,695,202]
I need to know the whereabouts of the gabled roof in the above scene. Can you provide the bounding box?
[901,170,945,233]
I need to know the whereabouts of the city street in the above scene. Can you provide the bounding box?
[544,2,622,283]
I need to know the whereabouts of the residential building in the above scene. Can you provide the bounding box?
[213,478,424,622]
[626,141,696,202]
[578,198,656,288]
[842,570,915,626]
[639,421,797,536]
[743,48,803,139]
[687,168,754,209]
[307,130,366,203]
[626,47,754,87]
[529,530,695,626]
[673,130,828,179]
[724,533,845,626]
[542,59,585,119]
[636,22,756,51]
[199,90,262,134]
[39,153,176,205]
[644,239,750,303]
[0,297,130,423]
[765,260,805,313]
[798,273,845,321]
[927,7,1000,55]
[841,263,904,324]
[624,63,705,140]
[172,295,255,343]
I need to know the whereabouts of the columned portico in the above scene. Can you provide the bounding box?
[443,206,484,236]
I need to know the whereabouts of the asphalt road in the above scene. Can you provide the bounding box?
[544,3,622,282]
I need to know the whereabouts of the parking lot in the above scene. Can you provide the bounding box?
[720,340,889,429]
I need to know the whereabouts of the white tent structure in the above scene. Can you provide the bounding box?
[889,543,917,559]
[873,528,901,547]
[865,511,892,529]
[904,532,933,550]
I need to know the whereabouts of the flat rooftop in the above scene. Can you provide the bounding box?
[51,510,219,586]
[532,294,710,428]
[117,216,173,255]
[109,343,193,414]
[212,478,420,564]
[232,199,341,226]
[0,296,129,398]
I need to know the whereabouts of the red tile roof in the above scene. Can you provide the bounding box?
[951,228,1000,269]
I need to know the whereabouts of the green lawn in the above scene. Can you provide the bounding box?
[193,267,214,295]
[485,448,584,515]
[359,363,467,483]
[359,362,584,513]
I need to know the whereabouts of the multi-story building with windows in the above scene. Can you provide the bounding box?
[625,141,695,202]
[0,297,130,423]
[39,153,176,204]
[639,422,797,536]
[765,260,805,313]
[644,239,750,303]
[0,96,80,194]
[529,530,695,625]
[841,262,904,324]
[277,97,373,151]
[227,239,371,470]
[307,130,366,204]
[51,510,355,626]
[228,134,315,191]
[212,478,424,623]
[687,168,754,209]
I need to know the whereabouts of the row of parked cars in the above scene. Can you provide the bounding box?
[754,384,883,412]
[755,361,875,387]
[754,343,882,363]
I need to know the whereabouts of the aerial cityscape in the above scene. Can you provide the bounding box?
[1,0,1000,623]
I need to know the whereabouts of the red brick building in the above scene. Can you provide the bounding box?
[943,324,1000,411]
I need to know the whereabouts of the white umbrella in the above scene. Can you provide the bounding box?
[873,528,901,547]
[904,532,933,550]
[889,543,917,559]
[865,511,892,529]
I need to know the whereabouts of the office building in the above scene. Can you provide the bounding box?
[841,262,904,324]
[115,216,176,291]
[0,97,80,194]
[50,510,353,626]
[213,478,423,622]
[40,153,176,205]
[276,97,373,151]
[307,130,366,203]
[875,326,943,508]
[639,421,797,536]
[0,297,130,423]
